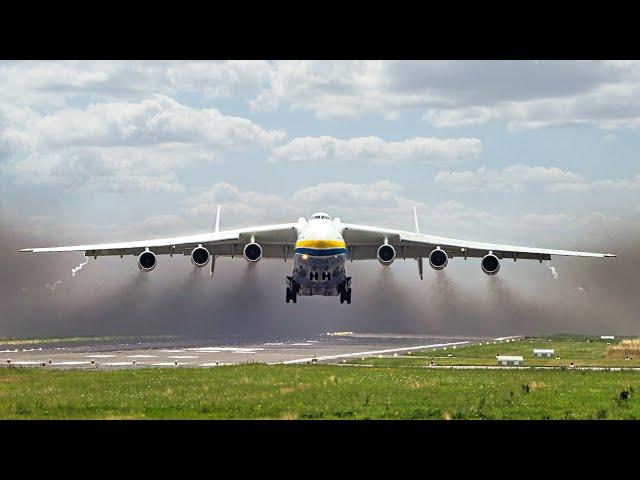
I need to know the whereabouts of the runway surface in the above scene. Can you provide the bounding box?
[0,332,521,369]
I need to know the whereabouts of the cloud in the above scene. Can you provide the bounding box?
[0,61,272,109]
[434,165,584,192]
[424,80,640,131]
[0,95,284,192]
[268,136,481,164]
[250,60,640,129]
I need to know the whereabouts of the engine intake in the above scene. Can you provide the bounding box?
[481,253,500,275]
[138,250,157,272]
[429,247,448,270]
[377,244,396,265]
[243,242,262,262]
[191,246,210,267]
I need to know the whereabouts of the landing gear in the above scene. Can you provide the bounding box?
[286,276,299,303]
[338,278,352,304]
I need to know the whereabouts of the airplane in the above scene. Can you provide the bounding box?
[20,206,616,304]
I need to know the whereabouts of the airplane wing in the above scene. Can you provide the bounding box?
[339,223,616,261]
[19,223,301,259]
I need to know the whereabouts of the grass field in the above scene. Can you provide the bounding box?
[1,363,639,419]
[347,336,640,368]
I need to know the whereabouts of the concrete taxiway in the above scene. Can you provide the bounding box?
[0,333,521,369]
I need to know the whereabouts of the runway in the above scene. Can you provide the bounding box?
[0,332,519,369]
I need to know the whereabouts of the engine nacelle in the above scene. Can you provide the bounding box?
[377,244,396,265]
[429,247,448,270]
[138,250,157,272]
[481,253,500,275]
[243,242,262,262]
[191,246,210,267]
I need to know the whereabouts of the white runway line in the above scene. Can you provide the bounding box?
[126,355,157,358]
[159,349,185,353]
[52,361,91,366]
[151,362,187,366]
[23,348,43,352]
[86,354,117,358]
[186,347,263,353]
[290,343,312,346]
[199,362,229,367]
[168,355,198,359]
[277,341,471,365]
[0,349,19,353]
[102,362,133,366]
[12,361,44,365]
[494,336,523,341]
[263,342,284,346]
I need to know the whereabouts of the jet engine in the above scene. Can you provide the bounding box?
[243,242,263,262]
[481,253,500,275]
[429,247,448,270]
[377,244,396,265]
[138,250,157,272]
[191,246,210,267]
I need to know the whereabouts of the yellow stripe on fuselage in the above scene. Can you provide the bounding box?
[295,239,346,249]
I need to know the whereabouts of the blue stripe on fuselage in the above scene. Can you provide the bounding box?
[295,247,347,257]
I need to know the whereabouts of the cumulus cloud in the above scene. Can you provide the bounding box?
[0,95,284,192]
[249,60,640,129]
[268,136,481,164]
[424,80,640,131]
[434,165,584,192]
[0,60,272,108]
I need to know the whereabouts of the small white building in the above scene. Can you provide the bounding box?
[533,348,554,358]
[497,355,524,366]
[601,335,615,340]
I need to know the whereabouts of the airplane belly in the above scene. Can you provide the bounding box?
[292,253,346,296]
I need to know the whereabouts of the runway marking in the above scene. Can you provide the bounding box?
[0,349,19,353]
[290,343,313,346]
[277,341,471,365]
[126,355,157,358]
[151,362,185,366]
[102,362,133,366]
[52,361,91,365]
[186,347,264,353]
[23,348,43,352]
[12,361,45,365]
[168,355,198,359]
[159,349,185,353]
[263,342,284,346]
[494,336,523,341]
[86,354,117,358]
[199,362,229,367]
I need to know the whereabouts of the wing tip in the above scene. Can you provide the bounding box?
[18,248,34,253]
[604,253,617,258]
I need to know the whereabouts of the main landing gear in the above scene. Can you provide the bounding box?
[286,276,299,303]
[339,278,352,304]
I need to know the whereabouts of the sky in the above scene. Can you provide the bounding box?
[1,60,638,338]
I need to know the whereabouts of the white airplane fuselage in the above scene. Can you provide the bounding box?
[290,215,348,297]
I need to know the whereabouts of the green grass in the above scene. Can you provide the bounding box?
[1,364,639,419]
[347,336,640,368]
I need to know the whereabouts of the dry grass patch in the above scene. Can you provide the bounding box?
[607,339,640,359]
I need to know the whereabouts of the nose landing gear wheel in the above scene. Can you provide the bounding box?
[286,286,298,303]
[339,287,352,304]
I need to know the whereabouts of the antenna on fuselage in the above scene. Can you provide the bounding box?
[215,204,221,233]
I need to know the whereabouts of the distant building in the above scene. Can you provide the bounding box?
[533,349,554,358]
[497,355,524,366]
[601,335,615,340]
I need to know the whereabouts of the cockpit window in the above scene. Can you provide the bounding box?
[309,213,332,221]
